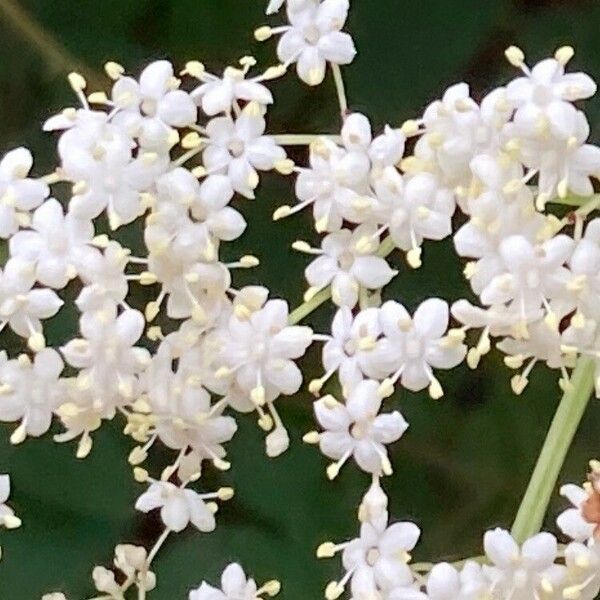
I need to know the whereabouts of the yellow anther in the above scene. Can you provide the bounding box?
[505,45,525,68]
[104,61,125,80]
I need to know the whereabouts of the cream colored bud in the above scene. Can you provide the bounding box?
[555,45,575,65]
[145,301,160,322]
[326,462,341,480]
[273,205,292,220]
[239,255,260,268]
[3,514,21,529]
[505,45,525,67]
[88,91,108,104]
[316,542,336,558]
[325,581,344,600]
[263,64,287,80]
[133,467,149,482]
[128,446,147,465]
[255,26,273,41]
[76,435,93,459]
[308,378,323,395]
[217,487,235,501]
[302,431,321,444]
[407,247,422,269]
[400,119,419,136]
[181,131,202,149]
[275,158,295,175]
[139,271,157,285]
[182,61,205,78]
[68,72,87,92]
[104,61,124,80]
[261,579,281,597]
[27,332,46,352]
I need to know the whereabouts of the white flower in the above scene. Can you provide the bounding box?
[148,255,231,323]
[275,0,356,85]
[374,169,455,267]
[62,116,167,228]
[0,474,20,529]
[135,480,216,533]
[0,257,63,348]
[293,136,370,232]
[193,175,246,242]
[368,126,406,171]
[189,563,277,600]
[266,0,310,15]
[9,198,95,288]
[563,541,600,600]
[191,63,273,116]
[338,514,420,598]
[304,225,397,308]
[512,109,600,202]
[557,483,597,542]
[282,113,400,228]
[414,83,488,188]
[76,241,129,313]
[203,102,286,198]
[0,147,49,238]
[426,561,489,600]
[568,218,600,318]
[497,317,570,394]
[145,344,237,467]
[506,55,596,139]
[479,234,574,323]
[453,186,544,294]
[319,306,383,393]
[111,60,197,150]
[483,528,565,600]
[149,168,245,259]
[211,298,312,455]
[61,308,149,416]
[314,379,408,478]
[0,350,64,443]
[373,299,466,398]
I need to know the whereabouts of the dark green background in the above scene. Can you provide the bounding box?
[0,1,599,598]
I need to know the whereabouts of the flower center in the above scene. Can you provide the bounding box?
[48,234,68,253]
[405,336,422,359]
[350,421,369,439]
[338,251,355,271]
[532,84,553,105]
[343,338,357,355]
[228,139,246,158]
[366,547,380,566]
[303,24,321,45]
[525,269,540,289]
[141,98,158,117]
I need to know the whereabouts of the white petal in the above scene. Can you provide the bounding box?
[318,31,356,64]
[351,256,396,289]
[413,298,449,339]
[484,528,519,568]
[297,47,326,86]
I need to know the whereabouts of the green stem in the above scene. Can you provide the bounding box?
[549,192,600,208]
[331,64,348,115]
[510,357,595,542]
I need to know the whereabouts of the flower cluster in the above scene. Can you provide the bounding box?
[0,0,598,598]
[318,464,600,600]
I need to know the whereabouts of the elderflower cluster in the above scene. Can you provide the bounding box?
[316,463,600,600]
[0,0,597,598]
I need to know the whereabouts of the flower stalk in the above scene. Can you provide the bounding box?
[510,356,595,542]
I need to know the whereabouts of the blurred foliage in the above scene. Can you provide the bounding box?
[0,0,599,598]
